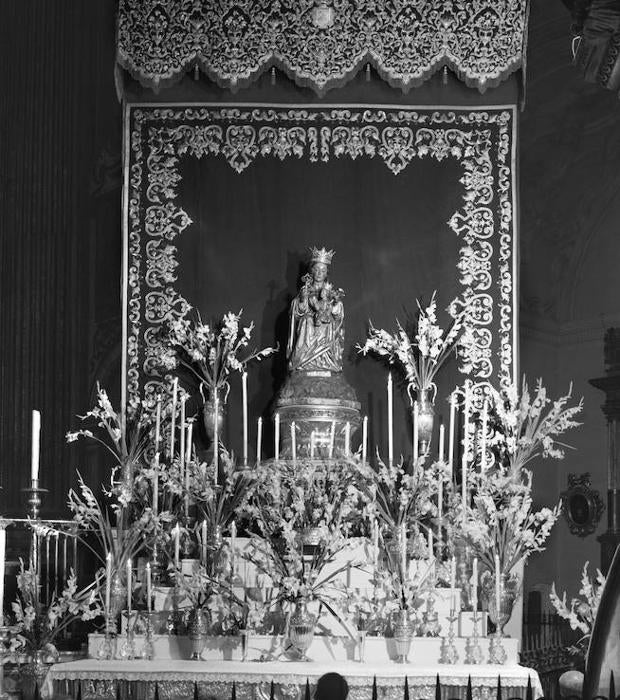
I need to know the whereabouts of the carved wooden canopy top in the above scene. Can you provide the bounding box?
[116,0,529,95]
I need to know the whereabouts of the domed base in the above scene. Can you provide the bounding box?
[275,371,360,459]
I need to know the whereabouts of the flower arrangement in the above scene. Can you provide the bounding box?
[459,469,560,577]
[10,561,102,657]
[156,310,276,397]
[485,377,583,475]
[358,292,462,396]
[549,562,606,663]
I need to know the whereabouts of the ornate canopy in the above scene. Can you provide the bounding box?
[116,0,530,95]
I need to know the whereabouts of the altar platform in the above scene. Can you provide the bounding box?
[50,659,543,700]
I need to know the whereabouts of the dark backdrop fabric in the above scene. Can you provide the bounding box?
[124,103,517,460]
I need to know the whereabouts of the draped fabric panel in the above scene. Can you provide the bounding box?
[116,0,529,95]
[123,103,517,458]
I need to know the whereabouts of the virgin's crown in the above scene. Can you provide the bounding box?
[309,246,335,266]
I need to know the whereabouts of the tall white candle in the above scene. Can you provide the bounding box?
[174,525,180,569]
[437,473,443,553]
[362,415,368,465]
[438,424,445,462]
[413,400,419,461]
[372,520,379,568]
[291,421,296,465]
[387,372,394,466]
[472,557,478,611]
[105,552,112,613]
[201,520,207,563]
[480,399,489,471]
[344,422,351,457]
[310,430,316,459]
[184,423,192,516]
[461,452,468,524]
[400,523,407,575]
[169,378,178,459]
[230,521,237,579]
[495,554,501,610]
[450,556,457,611]
[179,397,186,475]
[255,417,262,466]
[242,371,248,466]
[463,383,471,462]
[146,562,152,614]
[31,409,41,482]
[126,558,132,614]
[0,526,6,622]
[274,413,280,461]
[154,396,162,453]
[152,452,159,516]
[328,420,336,459]
[427,528,433,559]
[448,393,457,475]
[213,392,219,480]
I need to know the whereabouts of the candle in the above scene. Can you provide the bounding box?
[0,525,6,621]
[291,421,296,465]
[413,400,419,461]
[463,383,471,462]
[242,371,248,466]
[310,430,316,459]
[438,424,445,462]
[387,372,394,466]
[184,423,192,516]
[152,452,159,516]
[230,521,237,579]
[126,558,132,614]
[154,395,162,452]
[450,556,457,611]
[54,533,59,596]
[427,528,433,559]
[448,393,456,474]
[174,525,180,569]
[495,554,501,611]
[213,392,219,482]
[461,452,468,524]
[31,409,41,482]
[105,552,112,613]
[362,415,368,465]
[256,417,263,465]
[201,520,207,563]
[480,399,489,471]
[438,472,443,536]
[146,562,152,614]
[274,413,280,461]
[344,422,351,457]
[179,396,186,475]
[62,535,68,582]
[169,378,178,459]
[400,523,406,575]
[328,420,335,459]
[472,557,478,611]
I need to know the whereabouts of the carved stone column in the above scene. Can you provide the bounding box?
[590,328,620,573]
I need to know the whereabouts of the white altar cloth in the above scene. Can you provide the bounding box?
[50,659,543,700]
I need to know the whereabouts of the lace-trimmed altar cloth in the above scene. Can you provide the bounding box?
[50,659,543,700]
[116,0,529,95]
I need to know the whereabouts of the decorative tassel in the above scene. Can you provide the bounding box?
[435,675,441,700]
[372,676,378,700]
[466,676,473,700]
[305,679,311,700]
[496,675,502,700]
[269,680,275,700]
[231,680,237,700]
[526,676,533,700]
[404,675,410,700]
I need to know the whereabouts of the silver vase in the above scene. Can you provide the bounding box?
[288,600,316,661]
[19,649,50,700]
[393,609,413,663]
[187,608,210,660]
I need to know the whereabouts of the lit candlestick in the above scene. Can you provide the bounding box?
[344,422,351,457]
[328,420,335,459]
[154,395,162,453]
[495,554,501,612]
[146,562,152,614]
[291,421,296,465]
[169,378,178,459]
[174,524,180,569]
[450,556,457,611]
[126,558,132,614]
[105,552,111,613]
[152,452,159,516]
[0,525,6,621]
[256,417,263,465]
[31,409,41,482]
[387,372,394,466]
[213,392,219,482]
[472,557,478,611]
[274,413,280,461]
[201,520,207,563]
[438,424,445,462]
[179,396,187,476]
[413,400,419,462]
[437,473,443,553]
[242,371,248,466]
[310,430,316,459]
[448,392,457,475]
[362,415,368,465]
[480,399,489,471]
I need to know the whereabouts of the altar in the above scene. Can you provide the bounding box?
[50,659,543,700]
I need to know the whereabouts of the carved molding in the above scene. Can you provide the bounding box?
[117,0,529,95]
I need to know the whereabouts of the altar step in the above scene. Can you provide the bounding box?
[88,633,519,665]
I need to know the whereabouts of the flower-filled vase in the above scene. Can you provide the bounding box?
[187,607,210,660]
[201,384,227,445]
[393,608,413,663]
[19,647,56,700]
[287,600,316,661]
[413,386,435,454]
[481,572,520,636]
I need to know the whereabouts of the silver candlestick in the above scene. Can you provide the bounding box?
[438,611,459,664]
